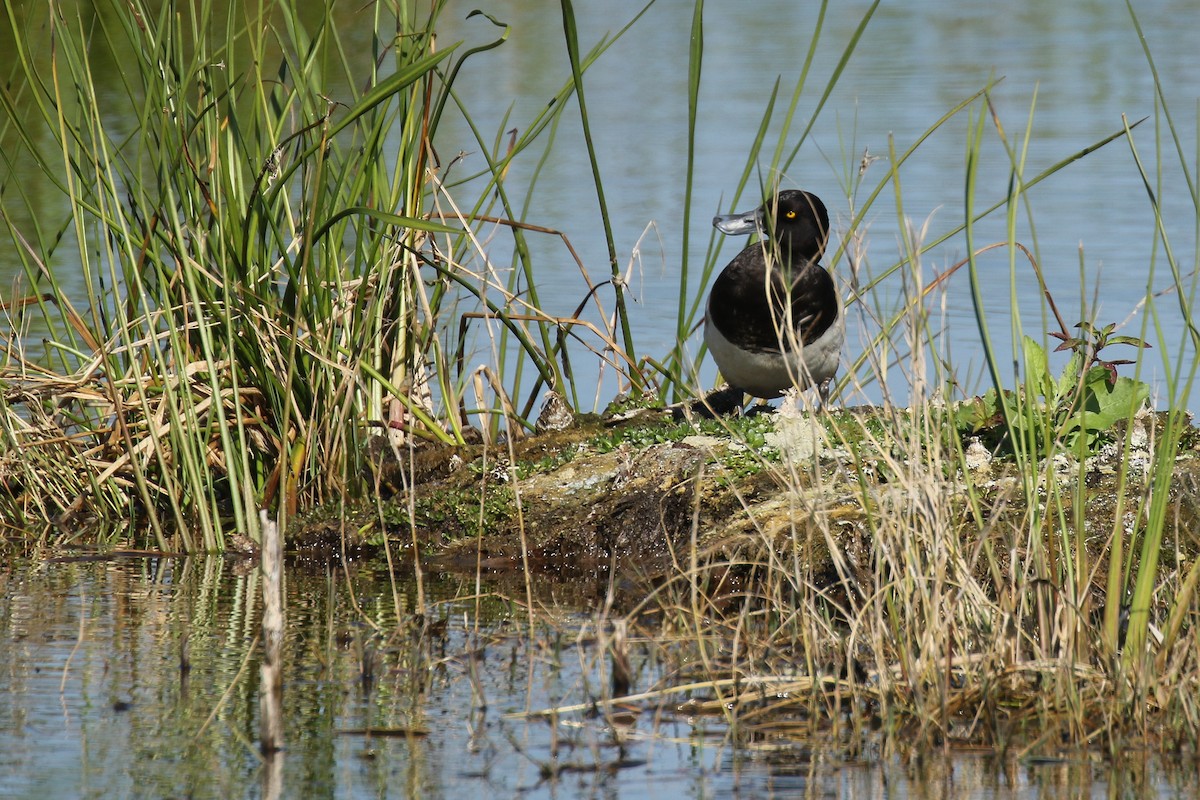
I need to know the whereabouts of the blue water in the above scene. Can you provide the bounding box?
[430,0,1200,410]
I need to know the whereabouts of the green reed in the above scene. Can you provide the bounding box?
[0,1,647,545]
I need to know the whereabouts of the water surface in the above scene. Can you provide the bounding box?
[0,556,1189,799]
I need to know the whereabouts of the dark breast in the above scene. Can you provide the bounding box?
[708,244,838,353]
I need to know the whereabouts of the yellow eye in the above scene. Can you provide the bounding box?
[785,210,797,219]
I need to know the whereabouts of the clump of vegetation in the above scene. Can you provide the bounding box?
[410,486,515,545]
[958,327,1151,456]
[587,411,777,455]
[0,1,654,547]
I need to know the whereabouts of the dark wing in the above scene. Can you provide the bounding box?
[708,246,838,353]
[790,263,838,346]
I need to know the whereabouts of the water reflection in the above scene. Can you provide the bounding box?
[0,556,1189,799]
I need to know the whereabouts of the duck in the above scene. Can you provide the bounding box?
[704,189,843,404]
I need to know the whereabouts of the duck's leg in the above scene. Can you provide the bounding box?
[816,375,835,411]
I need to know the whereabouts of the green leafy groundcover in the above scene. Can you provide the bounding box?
[959,334,1150,454]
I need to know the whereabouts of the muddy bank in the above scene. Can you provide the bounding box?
[289,401,1200,586]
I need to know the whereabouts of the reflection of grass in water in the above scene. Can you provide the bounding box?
[3,557,576,791]
[2,0,1199,762]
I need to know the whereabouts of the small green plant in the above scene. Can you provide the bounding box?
[512,446,582,480]
[959,327,1149,455]
[1049,320,1150,384]
[411,486,514,543]
[586,410,779,455]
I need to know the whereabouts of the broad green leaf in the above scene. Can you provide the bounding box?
[1054,350,1084,403]
[1022,336,1052,400]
